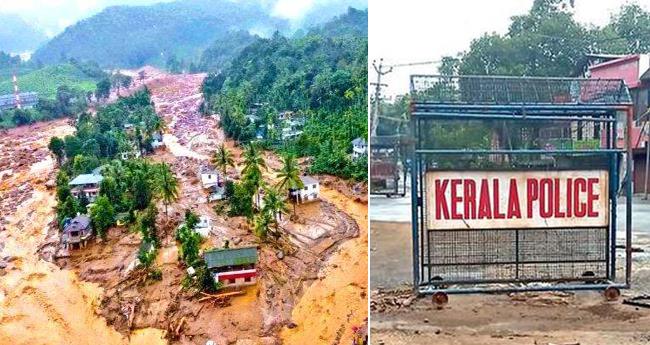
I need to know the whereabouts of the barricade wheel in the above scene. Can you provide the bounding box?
[604,286,621,301]
[432,291,449,307]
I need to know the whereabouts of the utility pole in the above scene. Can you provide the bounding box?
[371,59,392,137]
[12,70,21,109]
[370,59,440,137]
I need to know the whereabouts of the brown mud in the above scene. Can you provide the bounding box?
[23,67,368,344]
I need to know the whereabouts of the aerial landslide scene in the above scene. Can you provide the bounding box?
[0,1,369,344]
[369,1,650,344]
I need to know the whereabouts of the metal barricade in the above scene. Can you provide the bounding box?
[409,75,634,295]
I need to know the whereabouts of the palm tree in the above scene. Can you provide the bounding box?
[276,153,303,215]
[242,143,267,206]
[156,162,179,218]
[242,143,266,177]
[212,143,235,180]
[262,187,289,223]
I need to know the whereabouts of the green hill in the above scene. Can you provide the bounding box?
[31,0,289,68]
[0,64,99,99]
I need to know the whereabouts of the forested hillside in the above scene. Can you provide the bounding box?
[31,0,288,68]
[203,8,368,181]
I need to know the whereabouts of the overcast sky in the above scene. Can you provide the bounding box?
[370,0,650,97]
[0,0,365,37]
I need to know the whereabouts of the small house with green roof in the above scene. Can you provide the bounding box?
[204,246,258,287]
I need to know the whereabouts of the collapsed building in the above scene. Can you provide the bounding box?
[61,215,93,249]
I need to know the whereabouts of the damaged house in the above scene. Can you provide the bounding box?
[61,215,93,249]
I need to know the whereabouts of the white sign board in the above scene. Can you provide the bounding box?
[425,170,609,230]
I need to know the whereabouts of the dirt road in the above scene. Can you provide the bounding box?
[0,119,167,345]
[369,219,650,345]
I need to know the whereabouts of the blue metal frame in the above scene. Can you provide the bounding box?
[409,75,634,295]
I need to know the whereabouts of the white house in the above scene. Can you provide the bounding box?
[351,137,367,160]
[200,168,225,201]
[177,215,212,237]
[281,118,305,141]
[290,176,320,204]
[151,132,164,149]
[195,216,213,237]
[200,168,223,189]
[119,149,141,160]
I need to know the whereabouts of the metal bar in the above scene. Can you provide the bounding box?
[626,106,633,286]
[515,229,520,280]
[412,103,630,111]
[421,276,608,286]
[418,283,628,295]
[611,120,619,281]
[413,109,615,116]
[419,118,428,285]
[416,149,623,155]
[410,74,628,82]
[410,105,420,291]
[411,112,617,122]
[424,259,608,267]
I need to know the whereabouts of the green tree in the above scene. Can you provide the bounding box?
[95,78,111,100]
[262,186,289,223]
[89,195,115,239]
[130,170,152,210]
[228,182,254,219]
[155,162,179,218]
[252,211,272,240]
[177,220,201,265]
[134,203,159,244]
[212,143,235,178]
[48,137,65,165]
[12,109,33,126]
[55,171,71,202]
[64,135,83,159]
[276,153,303,215]
[242,142,266,179]
[57,195,79,225]
[99,176,122,209]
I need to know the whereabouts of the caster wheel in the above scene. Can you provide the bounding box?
[604,286,620,301]
[432,291,448,308]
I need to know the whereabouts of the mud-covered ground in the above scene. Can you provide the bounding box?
[0,119,168,345]
[369,192,650,345]
[8,68,368,344]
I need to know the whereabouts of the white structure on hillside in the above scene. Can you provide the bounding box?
[195,216,213,237]
[200,168,225,202]
[151,132,164,149]
[290,176,320,204]
[351,137,367,160]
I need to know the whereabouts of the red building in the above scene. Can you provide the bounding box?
[588,54,650,193]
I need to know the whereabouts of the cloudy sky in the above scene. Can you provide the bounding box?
[370,0,650,97]
[0,0,365,37]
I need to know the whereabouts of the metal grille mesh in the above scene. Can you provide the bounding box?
[410,75,631,105]
[424,228,608,283]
